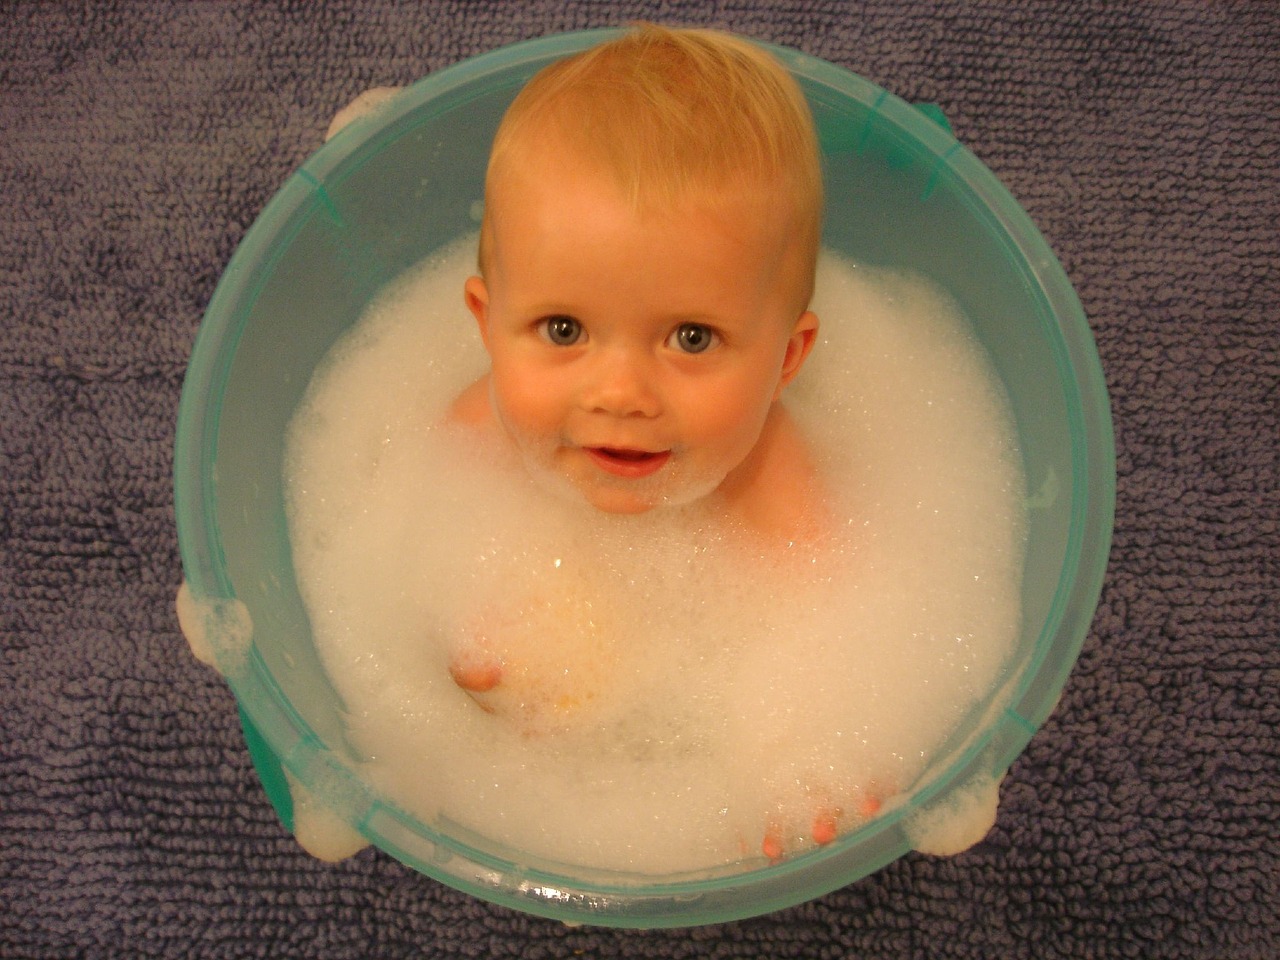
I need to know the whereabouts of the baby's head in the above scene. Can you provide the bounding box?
[465,24,824,515]
[478,23,823,299]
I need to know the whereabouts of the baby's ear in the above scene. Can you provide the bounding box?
[464,276,491,346]
[776,310,819,397]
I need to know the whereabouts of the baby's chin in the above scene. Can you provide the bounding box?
[519,447,726,515]
[565,470,725,516]
[573,483,659,514]
[578,484,686,515]
[495,419,730,515]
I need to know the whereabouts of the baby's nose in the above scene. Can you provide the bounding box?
[583,349,661,418]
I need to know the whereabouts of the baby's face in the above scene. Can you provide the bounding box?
[466,154,816,514]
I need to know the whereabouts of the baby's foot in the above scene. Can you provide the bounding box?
[761,806,843,862]
[759,783,889,862]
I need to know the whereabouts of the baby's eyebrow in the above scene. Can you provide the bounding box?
[519,299,581,317]
[662,310,728,326]
[518,306,584,326]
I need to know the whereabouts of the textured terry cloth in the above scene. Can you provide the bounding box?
[1,1,1276,957]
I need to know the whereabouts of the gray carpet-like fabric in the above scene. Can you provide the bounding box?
[2,1,1276,957]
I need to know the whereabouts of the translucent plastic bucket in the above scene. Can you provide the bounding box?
[174,29,1114,927]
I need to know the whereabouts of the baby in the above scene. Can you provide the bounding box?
[445,25,852,856]
[449,23,825,542]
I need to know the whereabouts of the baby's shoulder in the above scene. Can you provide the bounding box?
[727,406,827,545]
[447,375,495,429]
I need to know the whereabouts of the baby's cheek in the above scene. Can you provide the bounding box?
[689,387,772,463]
[492,368,564,438]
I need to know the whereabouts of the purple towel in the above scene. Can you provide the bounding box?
[2,1,1275,956]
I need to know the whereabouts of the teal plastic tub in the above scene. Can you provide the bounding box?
[174,29,1114,927]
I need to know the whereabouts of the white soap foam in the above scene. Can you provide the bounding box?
[324,86,403,142]
[284,768,371,863]
[175,579,253,679]
[282,240,1027,874]
[904,772,1005,857]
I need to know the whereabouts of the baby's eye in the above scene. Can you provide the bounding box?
[539,315,583,346]
[668,322,718,355]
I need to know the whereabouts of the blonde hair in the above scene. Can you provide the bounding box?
[478,23,823,294]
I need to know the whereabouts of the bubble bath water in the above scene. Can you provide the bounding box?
[282,240,1027,875]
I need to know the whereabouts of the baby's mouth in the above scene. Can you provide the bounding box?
[584,446,672,479]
